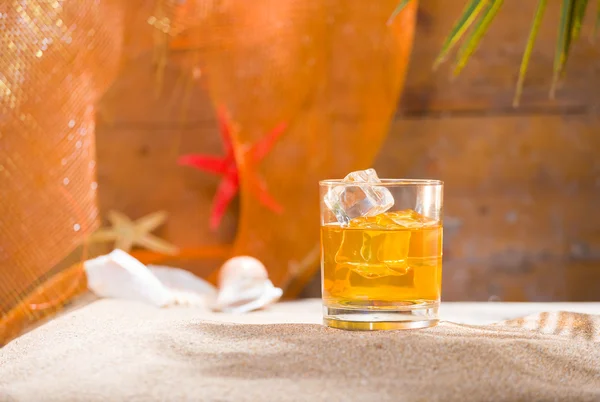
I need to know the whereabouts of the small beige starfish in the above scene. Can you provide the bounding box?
[89,210,179,255]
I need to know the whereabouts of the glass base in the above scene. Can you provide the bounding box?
[323,302,439,331]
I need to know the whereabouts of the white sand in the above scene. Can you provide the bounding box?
[1,299,599,401]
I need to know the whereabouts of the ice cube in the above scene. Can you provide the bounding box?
[383,210,439,229]
[334,229,411,279]
[348,210,438,230]
[324,169,394,225]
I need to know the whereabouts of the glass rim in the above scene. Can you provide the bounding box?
[319,178,443,186]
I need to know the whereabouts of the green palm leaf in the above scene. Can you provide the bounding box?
[572,0,589,40]
[593,0,600,42]
[513,0,548,107]
[452,0,504,76]
[551,0,576,98]
[387,0,413,25]
[434,0,491,69]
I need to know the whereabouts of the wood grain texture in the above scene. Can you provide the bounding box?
[95,1,600,301]
[377,115,600,301]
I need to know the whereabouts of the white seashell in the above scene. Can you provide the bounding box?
[219,255,269,285]
[84,249,175,307]
[213,256,283,314]
[148,265,217,306]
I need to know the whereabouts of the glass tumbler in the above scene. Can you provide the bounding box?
[320,179,443,330]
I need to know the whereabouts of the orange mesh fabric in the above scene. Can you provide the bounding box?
[0,1,124,314]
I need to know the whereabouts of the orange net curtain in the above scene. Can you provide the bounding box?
[0,1,124,315]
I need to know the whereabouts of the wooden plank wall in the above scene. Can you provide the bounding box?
[377,1,600,301]
[96,1,600,301]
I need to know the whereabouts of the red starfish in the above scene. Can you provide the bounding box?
[178,107,286,230]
